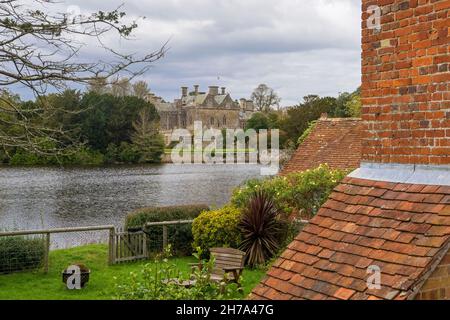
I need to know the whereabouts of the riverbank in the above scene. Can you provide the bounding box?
[0,244,265,300]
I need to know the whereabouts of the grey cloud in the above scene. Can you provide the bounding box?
[18,0,362,106]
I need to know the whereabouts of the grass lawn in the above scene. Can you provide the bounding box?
[0,244,266,300]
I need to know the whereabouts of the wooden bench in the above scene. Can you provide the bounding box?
[191,247,246,288]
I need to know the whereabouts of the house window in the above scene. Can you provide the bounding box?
[223,116,227,126]
[210,117,215,126]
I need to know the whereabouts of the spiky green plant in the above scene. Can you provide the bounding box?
[239,191,281,267]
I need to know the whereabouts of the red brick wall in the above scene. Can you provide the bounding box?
[416,249,450,300]
[361,0,450,165]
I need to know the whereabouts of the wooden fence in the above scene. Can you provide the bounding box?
[0,220,196,272]
[112,228,148,264]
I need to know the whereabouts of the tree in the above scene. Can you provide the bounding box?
[132,108,164,163]
[0,0,166,156]
[132,80,151,100]
[251,84,281,113]
[345,88,362,117]
[79,92,159,151]
[88,77,109,95]
[245,112,279,131]
[279,95,336,146]
[111,77,133,97]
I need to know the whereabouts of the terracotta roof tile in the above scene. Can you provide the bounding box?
[281,118,363,175]
[251,177,450,300]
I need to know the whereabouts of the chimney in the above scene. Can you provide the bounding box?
[361,0,450,166]
[208,86,219,96]
[221,87,226,95]
[181,87,188,97]
[239,98,246,109]
[194,85,199,95]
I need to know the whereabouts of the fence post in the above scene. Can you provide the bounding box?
[143,232,149,258]
[44,232,50,273]
[108,227,115,265]
[162,225,168,250]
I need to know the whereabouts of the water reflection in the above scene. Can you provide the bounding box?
[0,164,262,248]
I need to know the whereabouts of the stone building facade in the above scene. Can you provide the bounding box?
[147,85,255,143]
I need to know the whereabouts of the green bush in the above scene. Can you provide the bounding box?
[125,205,209,256]
[231,164,350,218]
[115,247,241,300]
[0,236,46,274]
[192,206,242,256]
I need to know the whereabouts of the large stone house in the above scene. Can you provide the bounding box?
[146,85,255,144]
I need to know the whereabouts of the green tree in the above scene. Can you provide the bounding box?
[0,0,166,155]
[345,88,362,117]
[280,95,337,146]
[131,108,165,163]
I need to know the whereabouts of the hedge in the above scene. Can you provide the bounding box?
[192,206,242,257]
[0,236,46,274]
[231,164,350,219]
[125,205,209,256]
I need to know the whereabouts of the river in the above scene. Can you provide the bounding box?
[0,164,263,248]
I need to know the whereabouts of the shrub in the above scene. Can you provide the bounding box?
[231,164,349,219]
[192,206,242,256]
[125,205,209,256]
[239,191,282,267]
[0,236,46,274]
[114,246,241,300]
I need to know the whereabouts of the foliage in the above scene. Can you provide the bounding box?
[4,89,164,166]
[297,120,318,145]
[245,112,279,131]
[10,145,104,166]
[251,84,281,112]
[131,108,165,163]
[239,192,282,267]
[0,1,165,155]
[0,236,45,274]
[192,206,242,257]
[231,164,349,218]
[345,88,362,117]
[115,246,242,300]
[125,205,209,256]
[0,244,265,300]
[278,88,360,148]
[279,95,336,147]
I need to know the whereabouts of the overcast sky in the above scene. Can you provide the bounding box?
[42,0,362,107]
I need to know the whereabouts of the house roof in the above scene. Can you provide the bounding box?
[251,176,450,300]
[281,118,363,175]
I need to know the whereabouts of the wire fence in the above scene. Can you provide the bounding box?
[0,234,46,274]
[0,220,195,274]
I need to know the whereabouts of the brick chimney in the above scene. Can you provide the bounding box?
[361,0,450,166]
[194,85,199,95]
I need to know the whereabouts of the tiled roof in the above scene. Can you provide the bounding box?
[251,176,450,300]
[281,118,363,175]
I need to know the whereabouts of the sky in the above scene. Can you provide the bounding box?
[26,0,362,107]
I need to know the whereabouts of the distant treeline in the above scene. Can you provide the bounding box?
[245,88,361,149]
[0,88,164,166]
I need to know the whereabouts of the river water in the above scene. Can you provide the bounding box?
[0,164,263,248]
